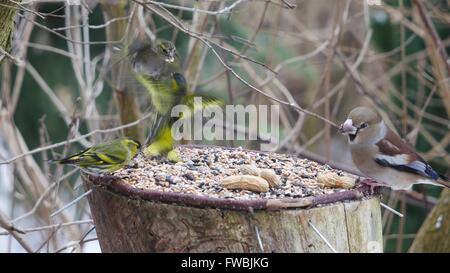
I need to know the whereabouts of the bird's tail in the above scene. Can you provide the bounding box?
[52,152,84,165]
[437,174,450,188]
[57,157,79,165]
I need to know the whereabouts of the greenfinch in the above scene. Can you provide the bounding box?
[56,138,141,173]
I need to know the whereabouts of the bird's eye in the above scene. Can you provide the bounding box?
[360,123,368,129]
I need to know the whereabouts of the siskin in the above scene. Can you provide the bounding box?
[138,72,222,162]
[130,38,222,162]
[137,72,187,162]
[129,38,179,80]
[56,138,141,173]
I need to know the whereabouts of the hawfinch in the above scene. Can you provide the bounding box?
[340,106,449,191]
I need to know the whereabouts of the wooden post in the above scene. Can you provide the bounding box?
[84,174,383,253]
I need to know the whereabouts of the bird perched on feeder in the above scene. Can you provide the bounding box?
[339,106,449,191]
[55,138,141,173]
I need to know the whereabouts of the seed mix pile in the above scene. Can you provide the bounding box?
[113,146,358,200]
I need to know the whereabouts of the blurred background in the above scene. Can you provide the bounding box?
[0,0,449,252]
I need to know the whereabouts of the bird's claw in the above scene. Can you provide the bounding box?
[167,150,180,162]
[356,178,387,195]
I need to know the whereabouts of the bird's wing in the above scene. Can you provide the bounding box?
[374,130,439,180]
[60,148,118,168]
[135,73,182,115]
[135,74,170,98]
[144,113,171,146]
[179,94,223,120]
[87,139,129,164]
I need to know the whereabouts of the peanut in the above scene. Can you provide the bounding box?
[239,164,261,176]
[260,169,281,188]
[317,172,355,189]
[221,175,269,193]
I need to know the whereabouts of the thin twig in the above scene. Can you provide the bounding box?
[380,202,404,218]
[142,0,246,15]
[0,220,93,236]
[53,15,130,31]
[308,220,337,253]
[50,189,93,218]
[34,224,62,253]
[11,169,78,223]
[0,211,33,252]
[254,225,264,252]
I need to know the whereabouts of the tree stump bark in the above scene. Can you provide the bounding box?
[84,174,383,253]
[409,189,450,252]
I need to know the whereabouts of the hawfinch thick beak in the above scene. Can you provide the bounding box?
[339,119,357,135]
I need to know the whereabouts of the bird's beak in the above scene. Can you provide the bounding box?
[165,56,175,63]
[339,119,357,135]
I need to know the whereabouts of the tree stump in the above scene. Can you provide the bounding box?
[84,146,383,253]
[409,189,450,252]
